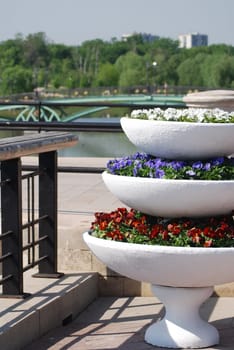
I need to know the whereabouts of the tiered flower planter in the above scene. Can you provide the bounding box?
[83,108,234,348]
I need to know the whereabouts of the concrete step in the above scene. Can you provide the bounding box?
[0,270,98,350]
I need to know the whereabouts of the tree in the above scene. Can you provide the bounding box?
[0,66,32,94]
[0,38,23,68]
[201,54,234,88]
[94,63,119,87]
[0,32,233,95]
[177,53,207,86]
[23,32,50,68]
[115,52,146,87]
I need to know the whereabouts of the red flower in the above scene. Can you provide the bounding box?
[187,227,202,244]
[204,240,213,247]
[168,223,181,235]
[106,229,125,241]
[91,208,234,247]
[162,230,169,240]
[203,226,215,238]
[99,221,108,230]
[150,224,163,239]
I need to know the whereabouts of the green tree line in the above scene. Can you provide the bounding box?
[0,32,233,95]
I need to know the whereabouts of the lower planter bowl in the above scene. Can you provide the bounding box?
[120,117,234,159]
[102,171,234,217]
[83,232,234,288]
[83,232,234,348]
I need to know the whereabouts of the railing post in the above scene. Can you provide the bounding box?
[1,158,24,296]
[34,150,62,278]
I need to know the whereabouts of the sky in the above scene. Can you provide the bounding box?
[0,0,233,46]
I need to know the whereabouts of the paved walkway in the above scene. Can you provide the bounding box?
[24,296,234,349]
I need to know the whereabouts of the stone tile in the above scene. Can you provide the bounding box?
[23,297,234,350]
[214,282,234,297]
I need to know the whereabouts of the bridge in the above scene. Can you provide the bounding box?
[0,94,185,122]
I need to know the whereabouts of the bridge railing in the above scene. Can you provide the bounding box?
[0,84,209,102]
[0,97,186,123]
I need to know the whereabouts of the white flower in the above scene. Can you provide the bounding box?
[130,107,234,123]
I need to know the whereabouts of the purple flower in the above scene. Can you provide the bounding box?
[145,160,155,168]
[132,160,142,176]
[203,163,211,171]
[154,158,167,167]
[155,169,165,178]
[192,161,203,169]
[169,161,185,170]
[106,152,234,180]
[133,167,138,177]
[132,152,149,161]
[211,157,224,166]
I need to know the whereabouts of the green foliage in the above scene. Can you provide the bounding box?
[115,52,146,86]
[177,53,207,86]
[0,32,233,95]
[0,66,32,94]
[94,63,119,87]
[22,32,50,67]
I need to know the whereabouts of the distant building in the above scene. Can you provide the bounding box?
[121,33,133,42]
[122,32,159,43]
[141,33,159,43]
[178,33,208,48]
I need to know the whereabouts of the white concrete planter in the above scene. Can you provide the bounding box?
[84,117,234,348]
[102,171,234,217]
[83,232,234,348]
[120,117,234,159]
[83,232,234,288]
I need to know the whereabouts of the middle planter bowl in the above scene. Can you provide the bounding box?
[121,117,234,159]
[102,171,234,217]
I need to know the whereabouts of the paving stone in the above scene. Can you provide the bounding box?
[23,297,234,350]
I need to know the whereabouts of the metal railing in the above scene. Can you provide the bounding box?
[0,84,210,102]
[0,132,77,298]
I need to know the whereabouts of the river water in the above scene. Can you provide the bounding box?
[59,131,137,158]
[0,119,138,158]
[58,117,138,158]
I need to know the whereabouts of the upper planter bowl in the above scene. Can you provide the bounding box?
[120,117,234,159]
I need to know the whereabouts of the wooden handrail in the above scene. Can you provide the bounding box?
[0,132,78,161]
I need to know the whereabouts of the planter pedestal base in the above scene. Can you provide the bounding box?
[145,285,219,349]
